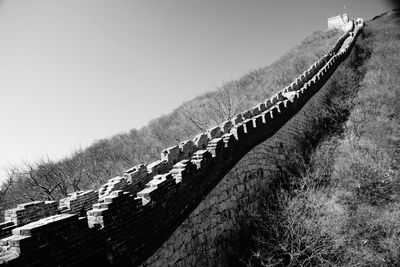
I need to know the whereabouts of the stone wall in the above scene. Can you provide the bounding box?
[145,23,363,266]
[143,47,352,267]
[4,201,58,226]
[0,20,363,266]
[59,190,99,214]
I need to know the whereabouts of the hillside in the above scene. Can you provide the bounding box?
[0,8,397,266]
[242,10,400,266]
[0,27,343,213]
[0,9,371,265]
[0,14,362,265]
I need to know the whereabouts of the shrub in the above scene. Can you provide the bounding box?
[243,11,400,267]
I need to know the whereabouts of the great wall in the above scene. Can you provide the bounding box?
[0,18,364,266]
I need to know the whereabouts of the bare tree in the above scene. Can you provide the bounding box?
[179,81,248,131]
[0,172,14,212]
[7,159,68,201]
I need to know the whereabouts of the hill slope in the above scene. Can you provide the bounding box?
[0,28,343,212]
[243,10,400,266]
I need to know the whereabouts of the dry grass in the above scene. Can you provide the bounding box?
[243,11,400,267]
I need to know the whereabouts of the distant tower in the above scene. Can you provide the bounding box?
[327,13,349,30]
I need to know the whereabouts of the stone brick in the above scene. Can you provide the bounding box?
[0,22,362,267]
[59,190,98,214]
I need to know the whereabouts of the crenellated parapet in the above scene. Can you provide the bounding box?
[59,190,99,214]
[0,201,59,241]
[0,19,364,266]
[4,201,58,227]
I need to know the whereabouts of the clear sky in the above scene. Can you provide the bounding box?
[0,0,396,181]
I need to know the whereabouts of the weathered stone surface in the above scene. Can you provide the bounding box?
[143,25,362,267]
[59,190,98,214]
[4,201,58,227]
[0,21,363,267]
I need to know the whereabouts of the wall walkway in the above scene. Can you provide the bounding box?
[0,19,363,266]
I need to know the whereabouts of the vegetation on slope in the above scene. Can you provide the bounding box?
[242,11,400,266]
[0,27,343,214]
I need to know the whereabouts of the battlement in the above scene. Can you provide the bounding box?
[59,190,99,214]
[0,20,364,266]
[4,201,58,226]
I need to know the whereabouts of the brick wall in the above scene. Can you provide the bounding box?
[143,49,351,267]
[59,190,99,214]
[0,21,363,266]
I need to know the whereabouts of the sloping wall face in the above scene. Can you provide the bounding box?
[144,26,362,266]
[144,62,342,266]
[0,21,363,266]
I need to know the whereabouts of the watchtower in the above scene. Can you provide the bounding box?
[328,13,349,29]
